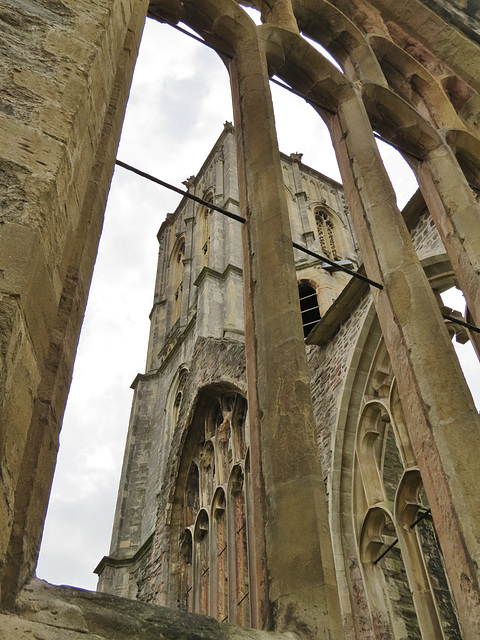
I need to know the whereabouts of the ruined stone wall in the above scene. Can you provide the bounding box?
[137,336,247,606]
[307,291,372,496]
[0,0,149,604]
[2,578,287,640]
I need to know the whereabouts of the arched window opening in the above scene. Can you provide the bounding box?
[355,340,463,639]
[212,490,228,623]
[173,389,252,625]
[201,192,213,269]
[315,209,341,260]
[173,238,186,323]
[298,281,321,338]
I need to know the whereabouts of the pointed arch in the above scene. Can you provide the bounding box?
[194,509,210,615]
[331,288,463,638]
[228,464,250,627]
[211,488,228,622]
[168,385,252,623]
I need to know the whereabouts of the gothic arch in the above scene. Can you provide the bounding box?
[211,488,228,622]
[193,508,210,615]
[331,262,465,638]
[167,383,251,623]
[368,34,462,130]
[149,0,257,57]
[289,0,375,78]
[228,464,250,627]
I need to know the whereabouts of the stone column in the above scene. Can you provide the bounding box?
[331,91,480,640]
[229,29,344,639]
[0,0,149,606]
[417,145,480,327]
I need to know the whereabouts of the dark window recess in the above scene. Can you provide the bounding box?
[298,283,321,338]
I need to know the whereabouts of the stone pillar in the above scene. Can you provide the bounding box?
[290,153,316,250]
[331,91,480,640]
[416,145,480,327]
[229,30,344,639]
[0,0,149,606]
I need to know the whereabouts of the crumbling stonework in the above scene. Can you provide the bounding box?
[0,579,288,640]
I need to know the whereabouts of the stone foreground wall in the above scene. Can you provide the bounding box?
[0,579,288,640]
[0,0,149,605]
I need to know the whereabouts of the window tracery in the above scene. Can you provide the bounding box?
[315,209,341,260]
[354,341,462,639]
[175,390,251,625]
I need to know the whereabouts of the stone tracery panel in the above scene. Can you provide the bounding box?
[353,340,463,639]
[174,387,251,625]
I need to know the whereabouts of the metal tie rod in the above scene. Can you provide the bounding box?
[115,160,246,224]
[116,159,480,333]
[115,159,383,290]
[292,242,383,289]
[442,313,480,335]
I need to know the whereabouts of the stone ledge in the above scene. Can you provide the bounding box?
[1,579,294,640]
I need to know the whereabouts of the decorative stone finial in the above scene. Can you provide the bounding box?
[182,176,196,190]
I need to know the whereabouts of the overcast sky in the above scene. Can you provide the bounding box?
[36,13,479,592]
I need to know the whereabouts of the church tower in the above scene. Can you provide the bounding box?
[95,123,359,624]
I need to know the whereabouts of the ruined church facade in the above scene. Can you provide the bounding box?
[96,120,475,640]
[2,1,480,640]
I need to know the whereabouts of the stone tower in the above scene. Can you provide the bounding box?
[1,1,480,639]
[95,125,358,621]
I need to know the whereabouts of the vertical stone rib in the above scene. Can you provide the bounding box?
[229,29,344,639]
[418,146,480,327]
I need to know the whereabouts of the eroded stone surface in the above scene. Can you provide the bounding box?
[0,579,290,640]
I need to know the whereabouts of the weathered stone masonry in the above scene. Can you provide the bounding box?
[1,2,480,640]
